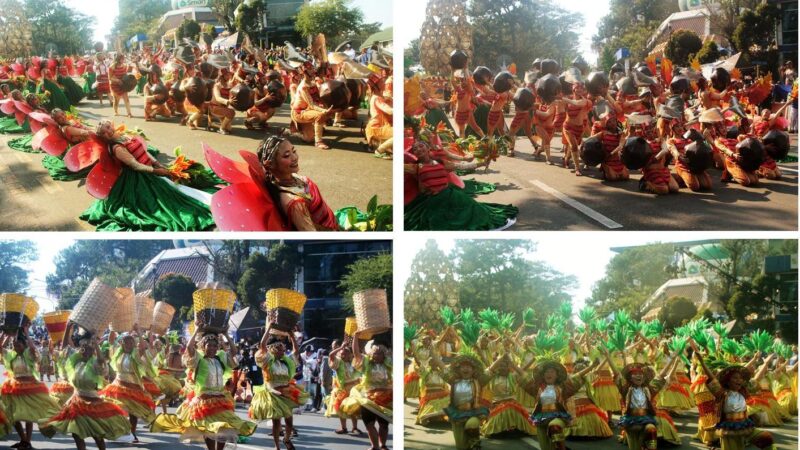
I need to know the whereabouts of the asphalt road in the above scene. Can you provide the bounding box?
[0,375,393,450]
[449,119,798,231]
[0,83,392,231]
[404,399,798,450]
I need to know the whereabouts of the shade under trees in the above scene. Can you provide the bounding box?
[0,241,37,293]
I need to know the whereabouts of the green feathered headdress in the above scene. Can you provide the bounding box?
[605,324,628,352]
[559,302,572,320]
[712,321,729,339]
[404,323,419,350]
[772,342,793,360]
[578,307,596,326]
[532,329,568,359]
[642,320,663,339]
[720,338,746,359]
[522,308,535,327]
[457,308,481,347]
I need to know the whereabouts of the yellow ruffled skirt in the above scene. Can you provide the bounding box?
[481,400,536,437]
[589,378,622,412]
[1,378,61,423]
[655,410,681,445]
[152,393,256,443]
[39,395,130,440]
[404,368,420,399]
[341,386,392,422]
[154,373,183,400]
[100,380,156,423]
[746,391,783,426]
[50,380,75,406]
[325,385,357,419]
[0,405,11,437]
[248,383,307,421]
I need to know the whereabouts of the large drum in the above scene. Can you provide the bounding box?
[229,83,254,111]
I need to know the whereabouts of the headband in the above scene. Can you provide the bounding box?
[257,135,286,164]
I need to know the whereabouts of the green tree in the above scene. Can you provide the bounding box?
[177,19,202,41]
[451,240,576,329]
[592,0,679,63]
[702,0,762,52]
[46,241,172,310]
[405,38,421,68]
[695,39,720,64]
[236,244,301,310]
[588,243,677,319]
[732,3,781,75]
[235,0,266,36]
[295,0,367,42]
[468,0,583,70]
[153,273,197,328]
[665,30,703,66]
[24,0,95,55]
[111,0,170,42]
[211,0,241,33]
[0,241,37,293]
[657,296,698,330]
[339,253,393,312]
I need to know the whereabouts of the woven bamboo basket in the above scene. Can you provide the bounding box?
[110,287,136,332]
[353,289,390,337]
[134,292,155,330]
[70,278,116,334]
[193,288,236,333]
[0,293,39,332]
[265,288,306,334]
[152,302,176,335]
[43,310,71,343]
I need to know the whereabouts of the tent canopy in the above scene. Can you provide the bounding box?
[229,306,264,331]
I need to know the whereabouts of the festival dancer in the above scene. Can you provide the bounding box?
[0,332,61,449]
[603,346,680,450]
[108,53,132,117]
[414,341,450,426]
[692,342,776,450]
[100,331,155,443]
[39,334,131,450]
[325,341,363,434]
[565,358,614,440]
[747,354,784,427]
[630,116,679,195]
[714,130,760,187]
[341,339,392,450]
[433,351,491,450]
[506,89,537,157]
[561,83,592,175]
[245,75,280,130]
[486,85,512,138]
[210,68,236,135]
[143,68,172,121]
[589,99,629,181]
[253,134,340,230]
[154,338,185,415]
[698,77,729,110]
[49,340,76,405]
[249,323,306,450]
[482,354,537,437]
[291,63,332,149]
[451,70,484,138]
[153,327,256,450]
[366,75,394,159]
[667,121,713,192]
[75,119,215,231]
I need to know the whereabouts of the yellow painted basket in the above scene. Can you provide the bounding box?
[193,288,236,333]
[43,310,71,343]
[265,289,306,334]
[0,293,39,332]
[344,316,373,340]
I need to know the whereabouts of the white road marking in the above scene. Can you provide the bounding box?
[530,179,624,229]
[777,165,798,174]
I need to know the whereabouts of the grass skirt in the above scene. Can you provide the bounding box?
[481,400,537,436]
[1,378,61,422]
[248,383,306,420]
[658,383,694,410]
[41,79,71,111]
[404,370,420,399]
[154,373,182,400]
[535,417,567,450]
[79,169,215,231]
[0,116,29,134]
[517,386,537,409]
[8,134,40,153]
[152,393,256,443]
[100,381,156,423]
[405,185,518,231]
[416,389,449,425]
[467,104,490,137]
[655,409,681,445]
[746,392,783,426]
[566,401,613,438]
[143,379,163,400]
[692,381,719,445]
[775,387,797,417]
[50,380,75,406]
[58,76,85,105]
[341,387,392,422]
[39,395,130,440]
[590,378,622,412]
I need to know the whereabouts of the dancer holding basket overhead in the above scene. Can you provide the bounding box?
[250,288,309,450]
